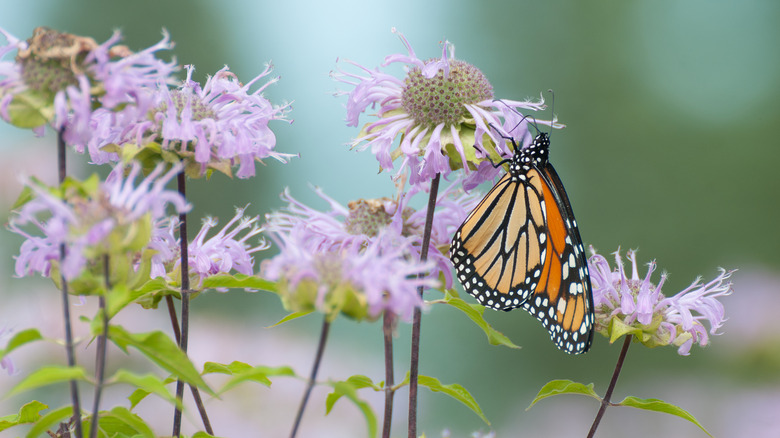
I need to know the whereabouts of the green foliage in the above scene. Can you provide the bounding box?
[24,405,72,438]
[0,400,47,432]
[440,291,520,349]
[109,370,179,407]
[6,366,89,398]
[399,373,489,425]
[0,328,44,362]
[530,380,713,436]
[268,310,314,327]
[5,90,53,129]
[202,361,296,394]
[107,325,215,396]
[97,407,157,438]
[617,396,712,437]
[527,379,601,409]
[201,273,277,292]
[325,377,378,438]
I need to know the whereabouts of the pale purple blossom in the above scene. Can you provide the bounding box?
[103,64,293,178]
[588,247,734,355]
[265,180,478,290]
[263,222,435,322]
[334,28,550,186]
[148,207,268,290]
[9,161,189,281]
[0,27,175,162]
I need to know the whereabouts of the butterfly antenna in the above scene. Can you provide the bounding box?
[547,89,555,141]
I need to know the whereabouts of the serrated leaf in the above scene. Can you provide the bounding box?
[442,292,520,349]
[0,328,43,362]
[107,325,214,396]
[109,370,178,407]
[527,379,601,409]
[201,273,277,292]
[416,374,490,425]
[268,310,313,328]
[6,366,89,398]
[344,375,381,391]
[325,381,377,438]
[24,405,71,438]
[616,396,712,437]
[0,400,47,431]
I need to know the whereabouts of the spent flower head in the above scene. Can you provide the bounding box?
[9,161,189,284]
[333,28,552,186]
[103,64,293,178]
[0,27,175,160]
[588,247,734,355]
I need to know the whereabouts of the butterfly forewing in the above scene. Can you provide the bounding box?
[450,132,595,354]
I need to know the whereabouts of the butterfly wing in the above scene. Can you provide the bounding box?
[520,163,594,354]
[450,161,594,354]
[450,170,548,311]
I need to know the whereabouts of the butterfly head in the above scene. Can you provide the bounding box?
[510,132,550,175]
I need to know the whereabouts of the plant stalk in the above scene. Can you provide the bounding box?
[408,173,441,438]
[57,128,83,438]
[382,311,396,438]
[89,256,111,438]
[587,334,633,438]
[172,171,191,437]
[290,317,331,438]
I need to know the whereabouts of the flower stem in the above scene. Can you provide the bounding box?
[172,171,191,437]
[408,173,441,438]
[165,296,214,434]
[382,311,396,438]
[587,335,632,438]
[290,317,331,438]
[57,128,83,438]
[89,256,111,438]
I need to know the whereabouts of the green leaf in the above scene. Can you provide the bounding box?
[6,90,54,129]
[325,380,377,438]
[416,374,490,425]
[6,366,89,398]
[109,370,178,407]
[441,292,520,349]
[25,405,72,438]
[108,325,214,396]
[202,361,295,394]
[0,400,47,431]
[527,379,601,409]
[0,328,43,362]
[100,406,156,438]
[268,310,313,328]
[201,273,277,291]
[617,396,713,437]
[192,432,227,438]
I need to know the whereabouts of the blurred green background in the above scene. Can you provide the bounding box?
[1,0,779,437]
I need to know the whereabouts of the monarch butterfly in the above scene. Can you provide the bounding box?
[449,127,594,354]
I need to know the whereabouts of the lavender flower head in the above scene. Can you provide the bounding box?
[9,161,189,283]
[150,207,268,291]
[333,28,551,186]
[262,183,479,321]
[0,27,175,161]
[104,64,294,178]
[588,247,734,355]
